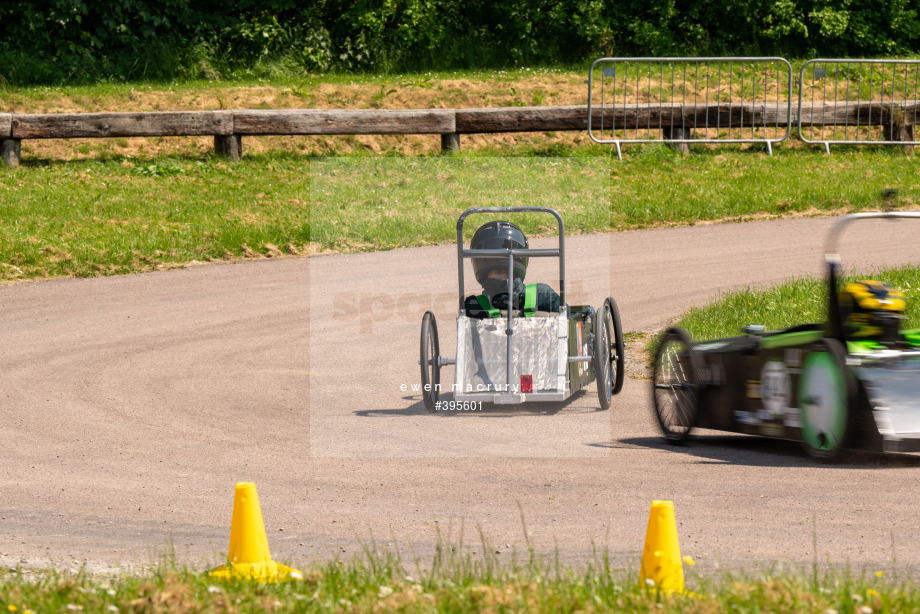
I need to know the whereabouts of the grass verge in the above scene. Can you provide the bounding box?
[0,553,911,614]
[656,265,920,348]
[308,156,610,253]
[0,155,311,280]
[1,147,918,282]
[610,145,919,228]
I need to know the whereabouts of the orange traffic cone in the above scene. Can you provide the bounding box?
[210,482,301,582]
[639,500,684,593]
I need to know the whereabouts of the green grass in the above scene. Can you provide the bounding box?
[309,156,611,252]
[0,154,311,279]
[663,265,920,345]
[611,145,919,228]
[1,146,919,281]
[0,552,913,614]
[311,146,920,253]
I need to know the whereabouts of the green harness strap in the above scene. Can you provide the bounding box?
[523,284,537,317]
[475,284,537,318]
[475,294,500,318]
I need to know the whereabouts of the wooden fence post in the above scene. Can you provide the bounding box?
[883,121,914,154]
[214,134,242,160]
[1,139,21,168]
[0,113,15,167]
[441,133,460,153]
[662,126,690,155]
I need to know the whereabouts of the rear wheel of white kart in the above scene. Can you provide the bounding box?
[594,297,625,410]
[420,311,441,413]
[652,327,702,443]
[606,297,625,395]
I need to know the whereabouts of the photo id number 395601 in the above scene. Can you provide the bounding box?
[435,401,482,411]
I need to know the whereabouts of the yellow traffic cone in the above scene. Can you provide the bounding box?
[209,482,302,582]
[639,500,684,593]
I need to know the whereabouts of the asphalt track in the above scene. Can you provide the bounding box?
[4,215,920,574]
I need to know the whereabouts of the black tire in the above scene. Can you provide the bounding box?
[606,297,626,395]
[652,327,702,443]
[797,338,853,462]
[593,303,613,411]
[594,297,626,410]
[420,311,440,413]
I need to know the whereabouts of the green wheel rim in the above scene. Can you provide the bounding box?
[798,351,847,452]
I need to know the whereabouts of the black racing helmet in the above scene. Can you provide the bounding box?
[470,221,528,285]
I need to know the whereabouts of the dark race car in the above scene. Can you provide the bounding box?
[652,211,920,460]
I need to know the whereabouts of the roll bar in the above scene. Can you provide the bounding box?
[825,211,920,260]
[456,206,566,310]
[824,211,920,341]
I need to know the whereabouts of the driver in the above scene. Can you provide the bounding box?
[838,279,906,346]
[465,221,561,319]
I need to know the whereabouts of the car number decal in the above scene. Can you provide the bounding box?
[761,360,791,419]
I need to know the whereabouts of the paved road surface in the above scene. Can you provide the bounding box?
[3,216,920,574]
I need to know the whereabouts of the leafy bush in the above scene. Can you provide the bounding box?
[0,0,916,85]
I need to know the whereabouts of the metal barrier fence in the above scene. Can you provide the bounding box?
[798,59,920,153]
[588,57,794,158]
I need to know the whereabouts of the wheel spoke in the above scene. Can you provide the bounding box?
[673,389,695,425]
[660,397,685,433]
[652,334,698,439]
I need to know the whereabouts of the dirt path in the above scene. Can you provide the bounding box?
[3,216,920,574]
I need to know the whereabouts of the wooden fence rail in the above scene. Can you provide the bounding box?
[1,102,917,167]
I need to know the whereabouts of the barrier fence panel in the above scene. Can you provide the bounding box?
[588,57,793,159]
[798,59,920,153]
